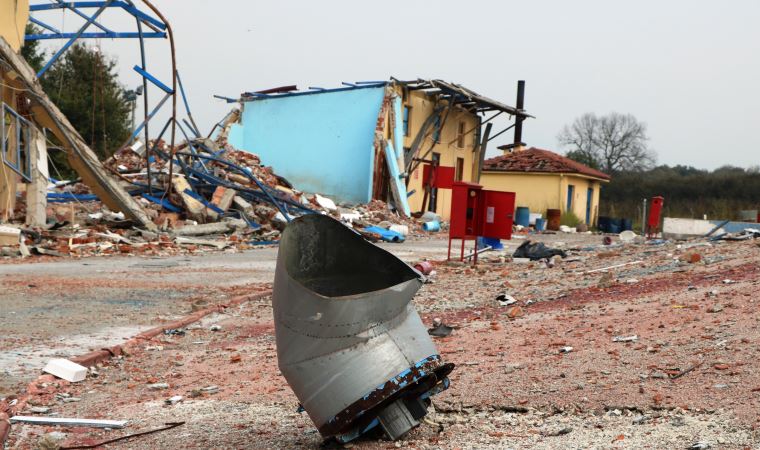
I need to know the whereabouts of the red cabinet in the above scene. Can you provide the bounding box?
[448,182,516,262]
[479,190,516,240]
[647,196,664,238]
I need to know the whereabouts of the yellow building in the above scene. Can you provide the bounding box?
[392,80,529,220]
[480,147,610,226]
[0,0,46,225]
[0,0,28,52]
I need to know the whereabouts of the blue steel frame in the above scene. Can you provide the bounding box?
[26,1,201,197]
[27,1,167,78]
[1,103,33,183]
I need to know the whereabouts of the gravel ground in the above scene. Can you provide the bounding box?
[4,232,760,449]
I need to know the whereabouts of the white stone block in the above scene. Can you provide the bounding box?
[43,358,87,382]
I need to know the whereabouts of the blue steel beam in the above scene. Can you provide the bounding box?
[176,72,201,136]
[26,32,165,40]
[28,17,60,33]
[132,65,173,94]
[213,95,238,103]
[30,1,166,31]
[35,0,113,78]
[130,92,171,141]
[53,0,115,34]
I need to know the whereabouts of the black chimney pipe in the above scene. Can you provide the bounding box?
[514,80,525,146]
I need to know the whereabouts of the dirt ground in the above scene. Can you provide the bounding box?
[3,232,760,449]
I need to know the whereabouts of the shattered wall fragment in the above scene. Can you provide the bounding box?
[272,214,454,442]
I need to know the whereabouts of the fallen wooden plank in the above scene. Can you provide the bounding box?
[10,416,127,429]
[171,175,205,220]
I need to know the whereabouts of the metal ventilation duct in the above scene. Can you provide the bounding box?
[273,214,454,442]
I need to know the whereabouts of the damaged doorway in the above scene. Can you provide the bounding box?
[429,152,441,212]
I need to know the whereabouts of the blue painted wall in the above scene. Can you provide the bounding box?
[228,86,386,204]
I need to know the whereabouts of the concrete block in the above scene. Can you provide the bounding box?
[43,358,87,382]
[0,225,21,246]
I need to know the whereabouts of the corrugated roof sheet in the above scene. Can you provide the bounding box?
[483,147,611,180]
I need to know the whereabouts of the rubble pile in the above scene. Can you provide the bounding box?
[1,138,427,259]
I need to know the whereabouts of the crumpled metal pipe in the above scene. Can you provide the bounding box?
[273,215,453,442]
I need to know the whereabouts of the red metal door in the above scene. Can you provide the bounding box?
[479,190,516,240]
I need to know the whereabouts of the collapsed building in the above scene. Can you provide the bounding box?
[222,79,533,220]
[0,2,425,256]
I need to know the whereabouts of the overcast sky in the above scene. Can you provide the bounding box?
[33,0,760,169]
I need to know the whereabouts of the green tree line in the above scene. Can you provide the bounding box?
[600,165,760,222]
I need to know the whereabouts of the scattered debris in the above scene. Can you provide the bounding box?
[10,416,127,429]
[496,293,518,306]
[513,240,567,261]
[585,260,644,274]
[43,359,87,383]
[506,306,524,319]
[58,422,185,449]
[543,426,573,437]
[428,321,455,337]
[612,335,639,343]
[165,396,183,405]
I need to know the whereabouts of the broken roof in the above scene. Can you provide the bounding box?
[398,79,532,118]
[231,78,531,118]
[483,147,611,181]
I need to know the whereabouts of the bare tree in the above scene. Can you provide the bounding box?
[558,113,656,173]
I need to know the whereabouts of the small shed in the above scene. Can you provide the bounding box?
[480,146,610,226]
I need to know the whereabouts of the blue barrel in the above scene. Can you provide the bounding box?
[598,216,611,233]
[535,218,547,231]
[515,207,530,227]
[422,220,440,232]
[621,218,633,231]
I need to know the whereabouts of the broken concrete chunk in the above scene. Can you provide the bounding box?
[175,236,229,250]
[173,222,233,236]
[211,186,236,212]
[232,196,254,216]
[43,359,87,382]
[0,225,21,246]
[314,194,337,211]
